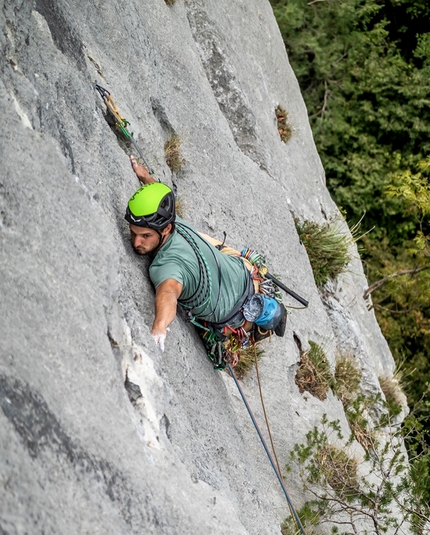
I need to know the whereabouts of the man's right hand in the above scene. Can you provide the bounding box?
[151,279,183,353]
[151,331,166,352]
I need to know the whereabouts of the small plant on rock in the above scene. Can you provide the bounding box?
[276,105,293,143]
[344,394,375,451]
[379,373,405,419]
[295,341,334,401]
[295,218,359,286]
[333,353,362,406]
[280,503,319,535]
[231,344,265,379]
[164,133,185,173]
[332,354,376,449]
[290,416,360,502]
[314,444,359,501]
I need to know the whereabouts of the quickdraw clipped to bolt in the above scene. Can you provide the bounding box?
[93,81,155,177]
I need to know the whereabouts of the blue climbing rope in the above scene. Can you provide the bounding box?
[227,363,307,535]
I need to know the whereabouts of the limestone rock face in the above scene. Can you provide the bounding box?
[0,1,395,534]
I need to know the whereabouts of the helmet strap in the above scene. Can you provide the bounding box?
[151,225,172,255]
[152,231,164,254]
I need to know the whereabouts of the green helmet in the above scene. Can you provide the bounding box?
[125,183,175,231]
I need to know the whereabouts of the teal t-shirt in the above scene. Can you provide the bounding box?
[149,218,248,322]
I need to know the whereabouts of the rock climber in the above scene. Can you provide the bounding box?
[125,155,286,366]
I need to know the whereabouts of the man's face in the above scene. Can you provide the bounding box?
[129,224,170,255]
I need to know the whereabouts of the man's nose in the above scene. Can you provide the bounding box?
[133,235,143,247]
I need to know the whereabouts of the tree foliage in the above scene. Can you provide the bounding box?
[288,411,430,535]
[271,2,430,507]
[271,0,430,241]
[270,0,430,408]
[369,159,430,409]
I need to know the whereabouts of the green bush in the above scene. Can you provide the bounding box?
[295,219,357,286]
[288,412,430,534]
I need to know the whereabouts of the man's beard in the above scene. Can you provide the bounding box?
[133,245,149,256]
[132,242,157,257]
[130,230,165,257]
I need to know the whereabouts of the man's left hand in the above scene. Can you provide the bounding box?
[130,155,154,184]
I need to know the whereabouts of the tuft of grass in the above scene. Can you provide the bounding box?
[314,444,359,499]
[333,353,362,407]
[345,400,374,450]
[333,355,374,448]
[280,519,298,535]
[276,105,293,143]
[295,218,359,286]
[295,341,334,400]
[164,133,185,173]
[379,374,405,418]
[280,519,317,535]
[232,345,265,379]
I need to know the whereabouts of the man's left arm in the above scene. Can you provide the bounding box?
[130,155,157,184]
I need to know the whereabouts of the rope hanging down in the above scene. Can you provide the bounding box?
[227,363,307,535]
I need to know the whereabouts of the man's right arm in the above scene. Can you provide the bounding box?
[151,278,183,351]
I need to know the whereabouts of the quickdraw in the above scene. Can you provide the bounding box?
[93,81,155,177]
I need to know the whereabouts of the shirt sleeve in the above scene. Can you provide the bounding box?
[149,261,185,289]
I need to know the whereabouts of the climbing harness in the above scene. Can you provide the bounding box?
[197,245,308,371]
[228,360,307,535]
[93,82,157,178]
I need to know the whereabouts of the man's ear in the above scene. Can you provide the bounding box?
[162,223,173,236]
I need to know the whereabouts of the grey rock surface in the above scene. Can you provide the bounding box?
[0,0,397,534]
